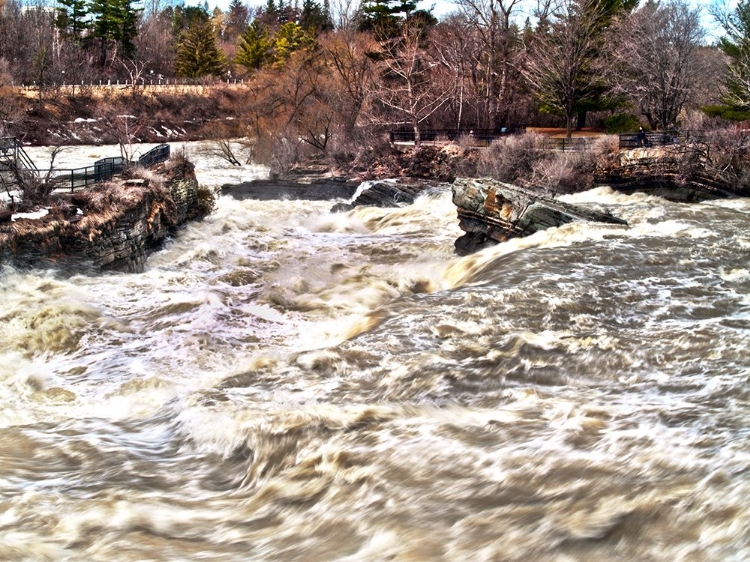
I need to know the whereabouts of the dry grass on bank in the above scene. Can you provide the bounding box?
[2,84,249,145]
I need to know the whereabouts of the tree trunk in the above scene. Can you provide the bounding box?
[566,113,574,139]
[576,110,586,131]
[643,111,656,130]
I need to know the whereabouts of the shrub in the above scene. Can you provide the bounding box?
[476,133,549,182]
[477,134,619,194]
[701,105,750,122]
[683,127,750,193]
[196,184,217,216]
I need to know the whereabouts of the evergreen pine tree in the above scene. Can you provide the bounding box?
[174,15,227,77]
[236,19,272,72]
[172,5,208,36]
[116,0,139,59]
[89,0,140,66]
[277,0,289,24]
[225,0,250,41]
[272,21,312,66]
[719,0,750,109]
[359,0,417,39]
[90,0,120,65]
[300,0,331,34]
[54,0,89,43]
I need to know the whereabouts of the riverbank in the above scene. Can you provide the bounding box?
[1,86,248,146]
[0,156,214,273]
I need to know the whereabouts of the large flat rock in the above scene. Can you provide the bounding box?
[222,177,359,201]
[452,178,627,254]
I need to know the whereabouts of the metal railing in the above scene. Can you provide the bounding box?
[541,137,589,152]
[50,145,170,191]
[389,125,527,145]
[137,144,170,168]
[42,157,126,191]
[619,130,681,149]
[3,139,171,192]
[1,137,38,172]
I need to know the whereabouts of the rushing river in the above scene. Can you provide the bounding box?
[1,146,749,561]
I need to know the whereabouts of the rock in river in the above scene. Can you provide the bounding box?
[451,177,628,255]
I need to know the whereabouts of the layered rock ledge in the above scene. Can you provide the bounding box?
[331,179,445,212]
[452,178,627,255]
[222,177,359,201]
[595,146,750,202]
[0,158,211,273]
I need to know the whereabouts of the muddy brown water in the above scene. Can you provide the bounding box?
[1,171,749,560]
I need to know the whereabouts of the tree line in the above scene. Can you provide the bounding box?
[1,0,749,148]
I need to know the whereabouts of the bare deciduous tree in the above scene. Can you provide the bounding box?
[329,0,362,30]
[119,57,147,97]
[456,0,524,129]
[109,114,145,162]
[321,29,376,135]
[4,146,65,206]
[520,0,607,138]
[371,19,454,147]
[609,0,705,130]
[134,8,175,79]
[431,14,478,131]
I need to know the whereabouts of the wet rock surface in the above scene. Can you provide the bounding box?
[331,179,444,213]
[222,177,359,201]
[452,177,628,255]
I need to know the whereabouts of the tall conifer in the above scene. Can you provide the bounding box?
[236,20,272,72]
[54,0,89,43]
[174,12,226,77]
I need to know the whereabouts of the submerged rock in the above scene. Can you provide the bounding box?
[331,179,444,213]
[452,177,627,255]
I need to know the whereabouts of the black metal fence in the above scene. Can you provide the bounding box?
[41,144,171,192]
[137,144,170,168]
[619,131,680,149]
[390,125,527,146]
[1,137,38,172]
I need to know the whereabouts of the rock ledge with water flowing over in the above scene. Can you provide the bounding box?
[222,176,360,201]
[451,177,628,255]
[0,157,212,273]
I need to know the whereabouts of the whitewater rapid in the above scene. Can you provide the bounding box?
[1,145,749,560]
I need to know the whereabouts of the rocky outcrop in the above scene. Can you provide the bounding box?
[222,177,358,201]
[452,178,627,255]
[0,158,211,273]
[330,179,443,213]
[595,146,750,202]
